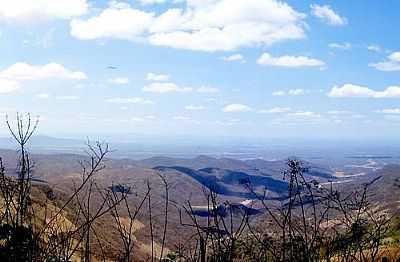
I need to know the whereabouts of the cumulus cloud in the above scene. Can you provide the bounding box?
[56,95,80,100]
[0,79,19,93]
[329,42,351,50]
[257,53,325,68]
[70,4,154,40]
[222,103,252,113]
[146,72,170,81]
[259,107,291,113]
[328,84,400,98]
[108,77,129,85]
[351,114,366,119]
[369,51,400,71]
[310,4,347,26]
[0,0,88,23]
[131,117,145,122]
[327,110,352,115]
[143,82,192,93]
[173,115,190,120]
[36,93,49,99]
[220,53,245,62]
[0,62,86,93]
[197,86,219,93]
[272,89,305,96]
[185,105,205,110]
[288,89,305,96]
[375,108,400,114]
[139,0,166,5]
[367,44,382,52]
[388,52,400,61]
[105,97,154,104]
[288,111,321,118]
[272,90,285,96]
[70,0,306,52]
[382,115,400,122]
[328,84,374,97]
[0,62,87,81]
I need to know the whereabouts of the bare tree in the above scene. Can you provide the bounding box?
[0,115,127,261]
[171,159,394,262]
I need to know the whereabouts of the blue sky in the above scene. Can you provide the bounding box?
[0,0,399,140]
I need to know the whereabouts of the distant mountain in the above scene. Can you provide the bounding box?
[0,135,84,152]
[131,156,335,201]
[0,149,336,204]
[244,158,334,180]
[135,156,335,182]
[154,166,287,200]
[359,165,400,211]
[135,155,250,170]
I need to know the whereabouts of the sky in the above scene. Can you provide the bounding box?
[0,0,400,141]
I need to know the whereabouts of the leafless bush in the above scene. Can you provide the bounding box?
[0,114,150,261]
[174,159,394,262]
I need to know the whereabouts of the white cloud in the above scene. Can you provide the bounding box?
[206,98,217,103]
[108,77,129,85]
[288,111,321,118]
[333,119,342,124]
[143,82,192,93]
[288,89,305,96]
[329,42,351,50]
[259,107,291,113]
[146,72,170,81]
[105,97,154,104]
[214,119,241,126]
[0,62,86,93]
[139,0,166,5]
[328,84,400,98]
[128,115,156,121]
[383,115,400,122]
[145,115,156,120]
[36,93,49,99]
[352,114,366,119]
[369,51,400,71]
[131,117,145,122]
[223,103,252,113]
[367,44,381,52]
[257,53,325,68]
[0,79,19,93]
[328,84,374,98]
[70,3,154,40]
[185,105,205,110]
[70,0,306,52]
[375,108,400,114]
[272,89,305,96]
[272,90,285,96]
[173,115,190,120]
[0,62,87,81]
[310,4,347,26]
[327,110,352,115]
[74,83,86,89]
[220,54,245,62]
[56,95,80,100]
[0,0,88,23]
[388,52,400,61]
[197,86,219,93]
